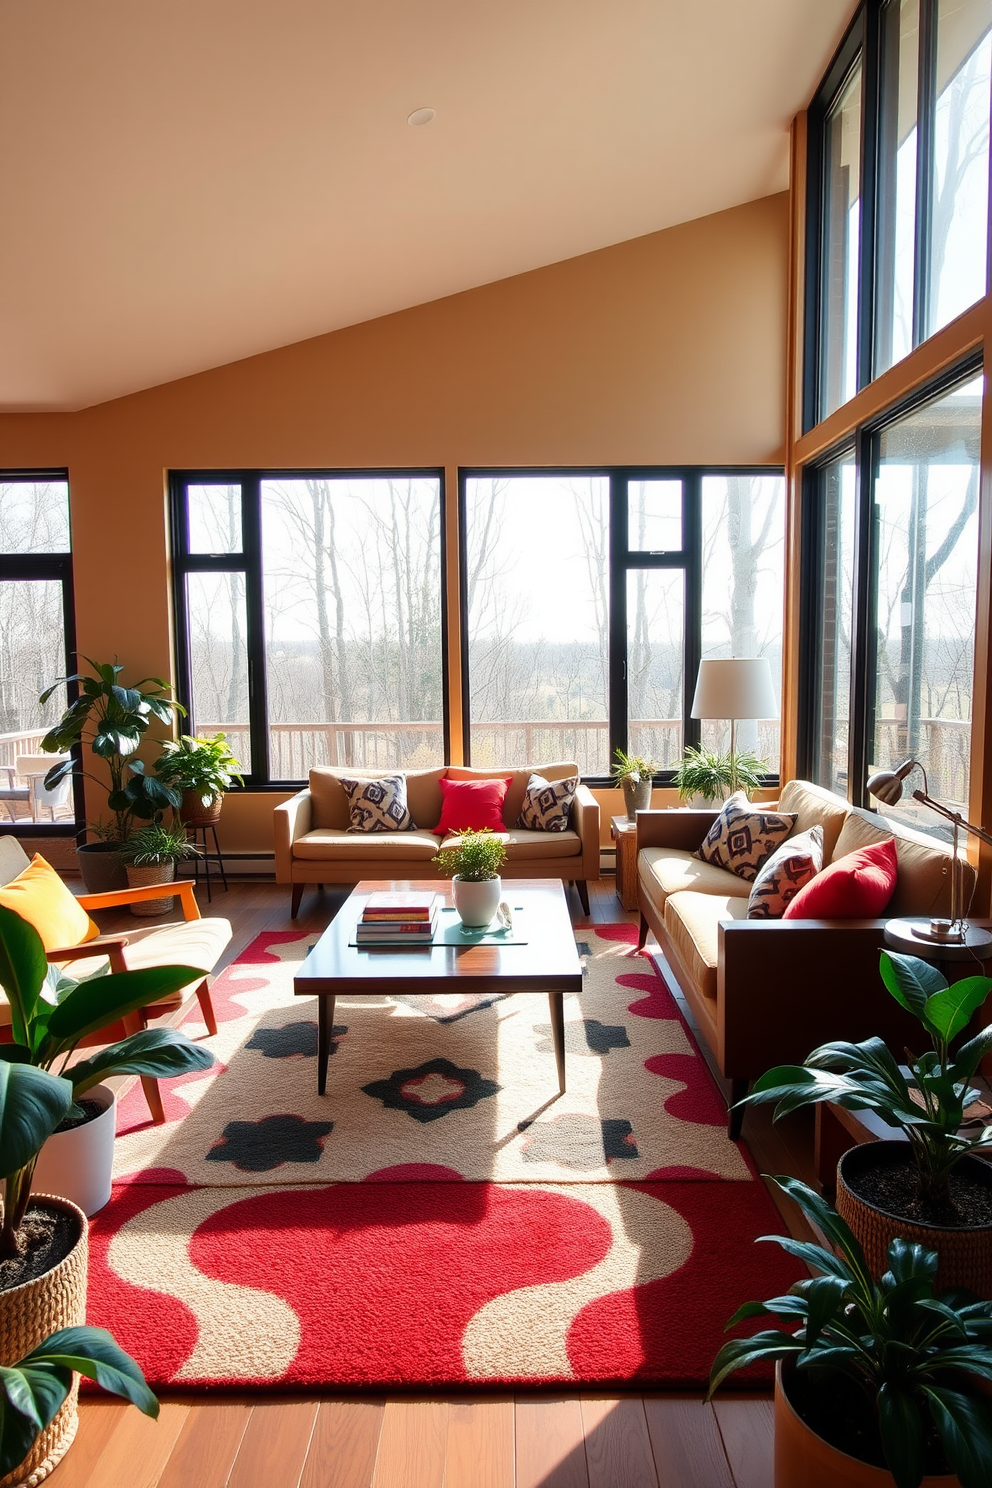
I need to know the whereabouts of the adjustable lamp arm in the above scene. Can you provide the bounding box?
[911,789,992,851]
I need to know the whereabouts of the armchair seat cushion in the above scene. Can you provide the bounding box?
[639,846,744,904]
[438,828,581,861]
[663,892,748,1004]
[293,828,440,862]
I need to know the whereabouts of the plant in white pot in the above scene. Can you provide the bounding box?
[432,829,507,928]
[120,821,199,917]
[672,743,766,805]
[610,749,658,821]
[154,733,244,826]
[708,1175,992,1488]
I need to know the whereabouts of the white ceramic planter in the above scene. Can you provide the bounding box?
[452,875,502,928]
[33,1084,116,1218]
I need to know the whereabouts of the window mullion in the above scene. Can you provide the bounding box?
[608,472,628,770]
[914,0,938,344]
[849,426,879,806]
[242,474,270,784]
[683,474,702,754]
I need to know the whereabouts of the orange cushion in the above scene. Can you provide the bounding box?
[0,854,99,951]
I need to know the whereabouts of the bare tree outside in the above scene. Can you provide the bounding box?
[0,481,71,740]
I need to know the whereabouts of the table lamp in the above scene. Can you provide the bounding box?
[690,658,778,796]
[866,758,992,947]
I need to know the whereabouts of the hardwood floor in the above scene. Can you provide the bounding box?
[60,874,811,1487]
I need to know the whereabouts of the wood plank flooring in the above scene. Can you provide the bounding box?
[58,875,812,1487]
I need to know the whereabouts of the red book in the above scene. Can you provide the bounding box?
[362,891,438,922]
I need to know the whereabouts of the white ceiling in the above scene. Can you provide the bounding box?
[0,0,854,412]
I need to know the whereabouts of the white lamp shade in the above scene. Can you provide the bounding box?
[690,658,778,721]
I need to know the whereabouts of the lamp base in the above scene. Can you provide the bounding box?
[909,920,992,950]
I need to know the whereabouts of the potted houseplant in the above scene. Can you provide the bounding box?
[38,659,184,893]
[154,733,244,826]
[432,828,507,928]
[610,748,658,820]
[0,901,214,1219]
[708,1174,992,1488]
[672,743,766,804]
[120,821,200,918]
[737,949,992,1294]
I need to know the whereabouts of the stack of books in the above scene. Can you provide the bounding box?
[356,890,440,945]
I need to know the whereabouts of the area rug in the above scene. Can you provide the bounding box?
[86,923,802,1389]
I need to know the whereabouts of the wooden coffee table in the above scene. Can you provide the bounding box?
[294,878,583,1095]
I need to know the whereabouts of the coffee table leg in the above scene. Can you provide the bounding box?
[549,991,565,1092]
[317,994,335,1095]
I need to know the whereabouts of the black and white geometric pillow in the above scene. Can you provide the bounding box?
[340,774,413,833]
[695,791,797,882]
[747,825,824,919]
[516,773,579,832]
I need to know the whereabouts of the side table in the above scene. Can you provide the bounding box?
[610,814,638,912]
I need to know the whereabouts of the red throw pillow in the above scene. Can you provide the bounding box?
[782,838,898,920]
[435,777,512,835]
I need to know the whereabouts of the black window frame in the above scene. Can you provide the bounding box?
[170,467,449,788]
[459,465,785,788]
[0,468,81,837]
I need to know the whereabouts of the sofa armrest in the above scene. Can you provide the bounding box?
[635,808,719,853]
[573,784,601,881]
[717,918,936,1080]
[273,790,312,882]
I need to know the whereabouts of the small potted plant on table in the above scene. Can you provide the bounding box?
[433,828,507,928]
[737,949,992,1295]
[120,820,199,917]
[154,733,243,826]
[708,1174,992,1487]
[610,749,658,820]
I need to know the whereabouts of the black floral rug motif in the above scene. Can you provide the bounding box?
[362,1058,501,1124]
[206,1114,335,1172]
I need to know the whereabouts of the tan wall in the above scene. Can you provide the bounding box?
[0,192,789,855]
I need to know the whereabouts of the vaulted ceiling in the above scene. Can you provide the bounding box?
[0,0,853,411]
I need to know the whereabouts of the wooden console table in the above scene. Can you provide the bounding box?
[611,814,638,911]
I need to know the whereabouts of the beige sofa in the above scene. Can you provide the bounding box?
[635,778,987,1135]
[274,762,600,917]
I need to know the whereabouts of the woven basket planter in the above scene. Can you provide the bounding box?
[0,1196,87,1488]
[125,863,176,917]
[179,789,222,826]
[837,1142,992,1298]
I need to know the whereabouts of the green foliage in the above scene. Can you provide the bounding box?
[432,828,507,882]
[121,821,199,867]
[39,658,184,845]
[672,744,766,803]
[739,949,992,1206]
[154,733,244,807]
[0,903,213,1254]
[610,748,658,784]
[707,1176,992,1488]
[0,1326,158,1480]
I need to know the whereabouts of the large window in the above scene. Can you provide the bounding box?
[803,367,981,831]
[172,471,445,784]
[0,474,78,831]
[809,0,991,424]
[461,470,784,781]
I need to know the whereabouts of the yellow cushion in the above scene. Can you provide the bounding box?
[0,854,99,951]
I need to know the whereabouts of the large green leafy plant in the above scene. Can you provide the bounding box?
[737,950,992,1208]
[154,733,244,810]
[0,903,213,1256]
[708,1176,992,1488]
[39,659,184,845]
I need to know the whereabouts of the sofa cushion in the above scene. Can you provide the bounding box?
[0,854,99,951]
[292,828,441,862]
[436,777,512,834]
[777,779,850,864]
[747,825,824,919]
[832,805,969,918]
[339,773,414,833]
[446,763,580,836]
[437,829,581,861]
[309,767,444,831]
[638,846,744,905]
[695,792,797,883]
[783,838,897,920]
[664,892,749,1003]
[517,773,578,832]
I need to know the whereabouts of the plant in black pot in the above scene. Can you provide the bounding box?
[708,1174,992,1488]
[154,732,244,826]
[120,821,200,918]
[737,949,992,1295]
[38,659,184,893]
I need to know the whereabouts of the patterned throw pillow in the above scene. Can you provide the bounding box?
[747,825,824,919]
[695,791,797,883]
[516,773,579,832]
[340,774,413,833]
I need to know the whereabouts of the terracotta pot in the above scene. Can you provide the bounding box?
[179,789,222,825]
[32,1085,116,1218]
[76,842,126,894]
[452,874,501,928]
[621,778,652,821]
[0,1195,88,1488]
[774,1360,956,1487]
[125,862,176,916]
[837,1141,992,1298]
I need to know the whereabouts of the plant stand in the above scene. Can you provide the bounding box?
[610,815,639,912]
[187,822,228,902]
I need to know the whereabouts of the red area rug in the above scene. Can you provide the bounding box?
[87,923,801,1389]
